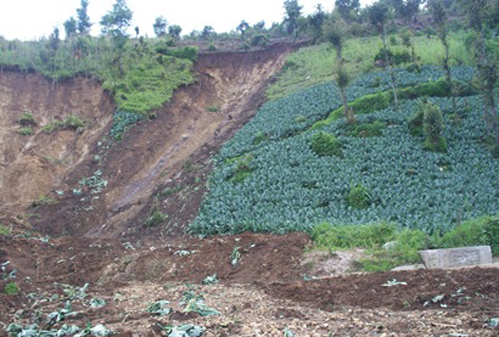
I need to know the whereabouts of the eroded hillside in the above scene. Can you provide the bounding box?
[0,44,294,239]
[0,72,114,214]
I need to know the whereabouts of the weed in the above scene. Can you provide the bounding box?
[144,211,168,227]
[18,111,36,126]
[229,155,253,184]
[4,282,19,295]
[31,195,58,207]
[158,186,183,198]
[0,224,11,236]
[16,127,34,136]
[206,105,220,112]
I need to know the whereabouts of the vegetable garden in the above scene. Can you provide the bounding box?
[191,66,499,235]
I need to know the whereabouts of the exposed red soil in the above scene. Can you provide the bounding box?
[266,268,499,313]
[28,43,294,241]
[0,71,114,214]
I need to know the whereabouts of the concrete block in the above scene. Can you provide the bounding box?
[419,246,492,269]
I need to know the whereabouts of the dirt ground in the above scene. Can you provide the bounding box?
[1,233,498,336]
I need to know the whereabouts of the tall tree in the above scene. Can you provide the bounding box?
[308,4,326,42]
[335,0,361,22]
[368,2,399,112]
[76,0,92,35]
[100,0,133,38]
[100,0,133,74]
[168,25,182,40]
[64,17,78,39]
[201,26,215,40]
[236,20,250,37]
[324,14,355,124]
[389,0,423,24]
[153,16,168,37]
[283,0,303,41]
[429,0,457,119]
[459,0,499,152]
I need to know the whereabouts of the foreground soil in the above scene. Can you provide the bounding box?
[1,233,498,336]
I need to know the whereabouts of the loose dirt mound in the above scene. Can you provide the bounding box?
[0,72,114,215]
[27,44,293,240]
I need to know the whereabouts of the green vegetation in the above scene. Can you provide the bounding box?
[266,33,472,100]
[18,111,37,126]
[0,38,195,116]
[228,155,253,184]
[311,216,499,271]
[346,120,385,138]
[41,115,85,133]
[422,100,448,152]
[0,224,11,236]
[4,282,19,296]
[346,183,372,209]
[310,132,343,157]
[31,195,58,207]
[144,210,168,227]
[192,65,498,236]
[16,127,34,136]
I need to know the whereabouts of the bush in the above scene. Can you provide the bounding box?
[441,216,499,256]
[64,115,84,130]
[347,121,385,138]
[408,109,424,137]
[251,34,269,47]
[229,155,253,184]
[421,100,447,152]
[346,183,372,209]
[18,111,36,126]
[374,48,411,65]
[398,78,450,99]
[310,132,343,157]
[253,131,269,145]
[144,210,168,227]
[311,221,396,249]
[16,127,34,136]
[350,91,390,115]
[4,282,18,295]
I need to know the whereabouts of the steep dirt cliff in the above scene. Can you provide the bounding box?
[0,72,114,216]
[0,44,292,239]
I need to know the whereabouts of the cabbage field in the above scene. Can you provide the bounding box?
[191,66,499,236]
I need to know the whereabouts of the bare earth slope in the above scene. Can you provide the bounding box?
[21,45,291,239]
[0,72,114,216]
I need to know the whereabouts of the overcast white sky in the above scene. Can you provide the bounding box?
[0,0,374,41]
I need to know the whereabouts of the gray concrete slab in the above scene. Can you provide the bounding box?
[419,246,492,269]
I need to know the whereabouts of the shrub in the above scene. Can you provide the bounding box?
[16,127,34,136]
[229,155,253,184]
[350,91,390,115]
[346,183,371,209]
[64,115,84,130]
[347,121,385,137]
[4,282,18,295]
[144,210,168,227]
[421,100,447,152]
[407,109,424,137]
[374,48,411,65]
[311,221,396,249]
[251,34,269,47]
[31,195,58,207]
[441,216,499,256]
[252,131,269,145]
[310,132,343,157]
[208,43,217,51]
[18,111,36,126]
